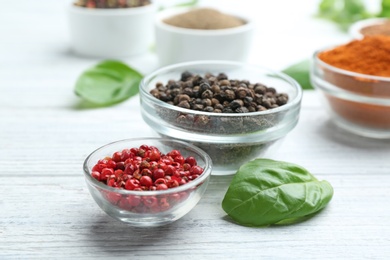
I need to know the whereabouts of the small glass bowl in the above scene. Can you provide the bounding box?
[311,49,390,139]
[349,18,390,39]
[83,138,212,227]
[139,61,302,174]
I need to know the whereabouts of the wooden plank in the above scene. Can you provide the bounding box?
[1,175,389,259]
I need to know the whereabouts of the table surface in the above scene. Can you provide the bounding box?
[1,0,390,259]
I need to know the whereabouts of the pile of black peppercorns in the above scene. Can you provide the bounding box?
[150,71,289,113]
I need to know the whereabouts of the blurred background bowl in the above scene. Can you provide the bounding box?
[349,17,390,39]
[83,138,212,227]
[68,3,156,58]
[155,7,254,67]
[139,61,302,174]
[311,49,390,139]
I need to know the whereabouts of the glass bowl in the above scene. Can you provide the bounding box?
[349,18,390,39]
[311,49,390,139]
[139,61,302,175]
[83,138,212,227]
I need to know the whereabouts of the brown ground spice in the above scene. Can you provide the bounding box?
[318,35,390,77]
[360,20,390,36]
[163,8,245,30]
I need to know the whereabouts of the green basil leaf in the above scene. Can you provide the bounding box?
[379,0,390,17]
[74,60,143,106]
[282,59,313,90]
[222,159,333,227]
[318,0,371,30]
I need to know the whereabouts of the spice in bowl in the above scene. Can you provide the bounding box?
[83,138,212,226]
[359,19,390,36]
[74,0,151,8]
[163,8,245,30]
[312,35,390,137]
[318,36,390,79]
[150,71,289,134]
[140,61,302,174]
[90,144,204,213]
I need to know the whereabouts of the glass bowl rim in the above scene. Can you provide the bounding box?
[313,48,390,83]
[312,49,390,105]
[348,17,390,39]
[139,60,303,117]
[83,137,213,196]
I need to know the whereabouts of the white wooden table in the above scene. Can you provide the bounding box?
[1,0,390,259]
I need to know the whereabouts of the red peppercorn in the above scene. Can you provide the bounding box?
[182,163,191,171]
[132,169,142,180]
[149,148,161,161]
[118,198,132,210]
[115,161,125,170]
[154,178,167,185]
[159,197,170,210]
[124,164,135,175]
[91,144,205,213]
[185,156,197,166]
[121,149,131,161]
[92,163,107,173]
[157,184,168,190]
[106,160,116,169]
[105,192,121,205]
[167,179,179,188]
[112,151,122,162]
[91,171,100,181]
[165,165,176,175]
[153,168,165,179]
[168,150,181,158]
[141,168,153,178]
[142,196,158,208]
[140,160,150,169]
[107,178,116,187]
[101,168,114,181]
[190,165,203,175]
[125,179,140,190]
[140,176,153,187]
[174,155,185,165]
[149,186,157,191]
[126,195,141,207]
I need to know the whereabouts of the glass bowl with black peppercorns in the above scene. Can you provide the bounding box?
[140,61,302,175]
[83,138,212,227]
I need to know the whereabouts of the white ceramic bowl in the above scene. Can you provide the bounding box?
[155,7,254,67]
[68,3,156,58]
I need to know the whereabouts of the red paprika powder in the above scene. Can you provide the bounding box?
[316,35,390,131]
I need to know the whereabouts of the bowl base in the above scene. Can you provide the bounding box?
[331,115,390,139]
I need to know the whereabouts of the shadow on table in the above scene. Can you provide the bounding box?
[85,214,180,251]
[317,119,390,151]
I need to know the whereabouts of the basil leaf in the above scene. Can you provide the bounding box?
[379,0,390,17]
[222,159,333,227]
[282,59,313,90]
[74,60,143,106]
[318,0,371,30]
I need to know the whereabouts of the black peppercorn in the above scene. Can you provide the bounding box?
[217,73,228,80]
[149,72,289,115]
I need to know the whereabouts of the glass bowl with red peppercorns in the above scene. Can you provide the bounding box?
[83,138,212,227]
[140,61,302,174]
